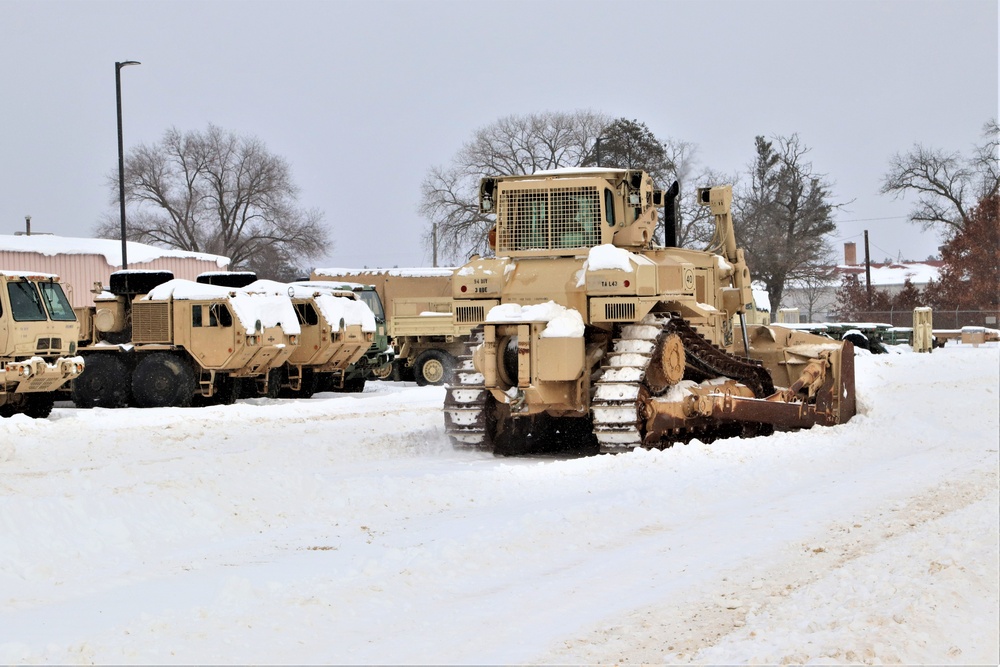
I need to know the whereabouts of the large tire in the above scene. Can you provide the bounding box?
[23,393,55,419]
[342,376,366,393]
[842,332,870,352]
[196,271,258,288]
[72,353,132,408]
[214,373,240,405]
[131,353,195,408]
[413,349,455,387]
[109,270,174,296]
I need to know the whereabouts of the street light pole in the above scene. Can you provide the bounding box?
[116,60,140,270]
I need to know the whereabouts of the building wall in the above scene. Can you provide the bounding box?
[0,251,227,308]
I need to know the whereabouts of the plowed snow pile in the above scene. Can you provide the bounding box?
[1,344,997,665]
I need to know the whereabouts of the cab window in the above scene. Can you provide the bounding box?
[39,282,77,321]
[604,188,616,226]
[357,290,384,319]
[7,281,47,321]
[193,303,233,327]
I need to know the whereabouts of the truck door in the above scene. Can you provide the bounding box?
[189,302,237,367]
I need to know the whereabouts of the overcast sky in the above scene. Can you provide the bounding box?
[1,0,996,271]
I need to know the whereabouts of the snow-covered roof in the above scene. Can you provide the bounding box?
[836,262,941,287]
[0,234,230,268]
[314,267,455,278]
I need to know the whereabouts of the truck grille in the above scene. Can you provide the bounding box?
[132,302,171,342]
[36,338,62,353]
[604,302,636,321]
[497,185,601,252]
[455,305,485,324]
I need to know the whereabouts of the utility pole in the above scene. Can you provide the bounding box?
[116,59,141,269]
[864,229,872,310]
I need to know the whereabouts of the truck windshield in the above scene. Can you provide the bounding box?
[7,281,47,321]
[357,290,385,319]
[38,282,77,321]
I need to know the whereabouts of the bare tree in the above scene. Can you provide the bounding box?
[734,134,841,313]
[880,119,999,237]
[788,264,838,322]
[420,111,611,263]
[97,124,328,278]
[421,113,730,262]
[663,139,732,249]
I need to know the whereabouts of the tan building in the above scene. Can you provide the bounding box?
[0,234,230,308]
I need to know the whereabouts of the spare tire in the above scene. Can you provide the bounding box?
[109,270,174,296]
[197,272,258,288]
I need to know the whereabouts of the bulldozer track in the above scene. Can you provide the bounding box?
[591,312,774,454]
[443,328,489,450]
[444,315,775,455]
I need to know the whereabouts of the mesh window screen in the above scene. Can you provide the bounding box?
[498,186,600,252]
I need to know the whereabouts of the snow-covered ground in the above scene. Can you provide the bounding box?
[1,344,997,665]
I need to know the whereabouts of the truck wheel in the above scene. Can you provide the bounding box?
[413,350,455,386]
[296,369,319,398]
[72,354,131,408]
[342,377,366,392]
[265,367,285,399]
[371,362,395,381]
[215,374,240,405]
[132,353,195,408]
[23,394,55,419]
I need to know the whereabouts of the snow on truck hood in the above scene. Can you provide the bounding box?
[243,279,376,332]
[143,278,301,336]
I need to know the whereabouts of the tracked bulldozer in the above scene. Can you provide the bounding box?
[443,169,855,455]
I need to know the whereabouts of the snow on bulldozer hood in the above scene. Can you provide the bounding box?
[244,279,376,332]
[575,245,655,287]
[143,278,301,336]
[486,301,585,338]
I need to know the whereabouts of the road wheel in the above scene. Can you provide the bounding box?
[413,350,455,386]
[72,354,132,408]
[371,361,395,381]
[132,353,195,408]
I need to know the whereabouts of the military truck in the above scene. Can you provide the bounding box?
[311,267,473,385]
[72,270,300,408]
[298,277,394,390]
[443,169,856,455]
[1,271,84,418]
[239,279,378,395]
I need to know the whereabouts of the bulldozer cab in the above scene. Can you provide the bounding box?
[481,168,662,257]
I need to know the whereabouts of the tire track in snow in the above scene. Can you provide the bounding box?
[536,466,999,665]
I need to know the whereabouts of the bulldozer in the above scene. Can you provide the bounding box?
[443,168,855,455]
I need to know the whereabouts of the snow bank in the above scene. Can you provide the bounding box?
[486,301,585,337]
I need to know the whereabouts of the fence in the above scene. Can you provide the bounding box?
[837,309,1000,330]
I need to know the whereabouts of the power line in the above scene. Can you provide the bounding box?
[834,215,909,223]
